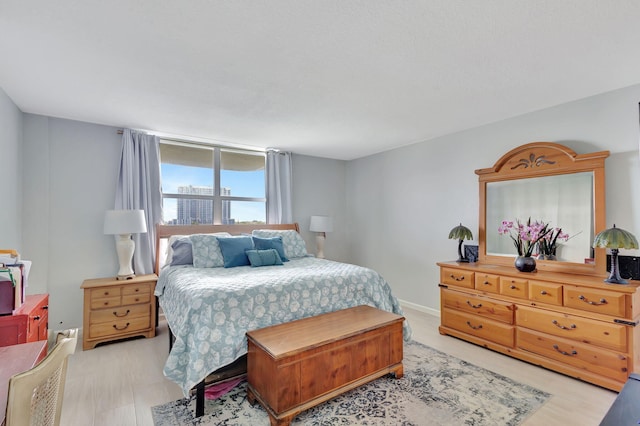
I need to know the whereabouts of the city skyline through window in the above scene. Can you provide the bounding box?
[160,143,266,224]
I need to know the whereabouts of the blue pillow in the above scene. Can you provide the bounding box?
[170,238,193,266]
[246,249,284,267]
[252,236,289,262]
[216,236,254,268]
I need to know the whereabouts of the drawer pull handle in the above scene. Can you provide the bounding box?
[113,323,130,331]
[466,301,483,309]
[465,321,483,330]
[483,281,490,285]
[553,344,577,356]
[510,285,517,290]
[578,295,607,305]
[33,315,40,321]
[540,290,548,295]
[42,305,49,310]
[450,274,465,282]
[113,309,131,318]
[552,320,576,330]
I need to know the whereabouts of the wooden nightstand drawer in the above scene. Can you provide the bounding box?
[123,283,151,296]
[122,292,150,305]
[90,295,121,310]
[88,316,151,339]
[90,287,122,300]
[90,304,150,324]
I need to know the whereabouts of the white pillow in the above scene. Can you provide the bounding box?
[190,232,233,268]
[163,232,232,268]
[252,230,308,259]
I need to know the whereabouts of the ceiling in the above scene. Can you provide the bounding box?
[2,1,640,161]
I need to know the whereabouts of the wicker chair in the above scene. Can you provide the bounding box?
[5,329,78,426]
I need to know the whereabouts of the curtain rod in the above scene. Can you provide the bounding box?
[116,128,267,153]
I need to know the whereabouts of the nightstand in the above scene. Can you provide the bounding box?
[81,274,157,350]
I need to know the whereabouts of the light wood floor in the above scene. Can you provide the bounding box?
[60,306,618,425]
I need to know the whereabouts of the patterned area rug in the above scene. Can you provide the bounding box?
[152,341,550,425]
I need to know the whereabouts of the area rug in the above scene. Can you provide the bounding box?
[152,341,550,425]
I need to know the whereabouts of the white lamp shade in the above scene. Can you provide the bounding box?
[309,215,333,233]
[104,210,148,235]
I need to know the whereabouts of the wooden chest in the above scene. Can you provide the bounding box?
[246,305,404,426]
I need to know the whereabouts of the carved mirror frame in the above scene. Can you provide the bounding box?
[476,142,609,276]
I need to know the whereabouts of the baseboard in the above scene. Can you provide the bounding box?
[398,299,440,317]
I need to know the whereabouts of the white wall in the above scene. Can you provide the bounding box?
[347,84,640,314]
[0,88,23,250]
[22,115,122,329]
[291,154,350,262]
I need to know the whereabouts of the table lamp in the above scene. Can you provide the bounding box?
[104,209,148,280]
[309,215,333,259]
[593,224,639,284]
[449,223,474,262]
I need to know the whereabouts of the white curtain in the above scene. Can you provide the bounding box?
[115,129,162,274]
[266,149,293,224]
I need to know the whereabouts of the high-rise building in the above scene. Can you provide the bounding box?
[176,185,232,224]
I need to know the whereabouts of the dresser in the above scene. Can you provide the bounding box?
[0,294,49,347]
[81,274,157,350]
[438,261,640,391]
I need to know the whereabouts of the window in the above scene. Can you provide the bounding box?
[160,140,266,225]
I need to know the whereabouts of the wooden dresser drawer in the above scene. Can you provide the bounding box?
[517,328,629,383]
[564,286,627,317]
[528,280,563,306]
[88,316,151,339]
[475,273,500,294]
[441,308,514,347]
[442,289,514,324]
[516,305,627,352]
[500,277,528,299]
[441,268,474,289]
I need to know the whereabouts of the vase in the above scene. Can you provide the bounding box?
[514,256,536,272]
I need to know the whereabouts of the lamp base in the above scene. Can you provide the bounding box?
[605,249,628,284]
[315,233,326,259]
[117,274,136,281]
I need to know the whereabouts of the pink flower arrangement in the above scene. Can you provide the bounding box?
[498,218,553,258]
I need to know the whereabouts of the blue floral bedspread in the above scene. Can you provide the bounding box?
[155,257,411,395]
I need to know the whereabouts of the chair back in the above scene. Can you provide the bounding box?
[5,329,78,426]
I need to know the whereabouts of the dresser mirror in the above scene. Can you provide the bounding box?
[476,142,609,276]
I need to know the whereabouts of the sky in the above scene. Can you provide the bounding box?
[161,164,266,223]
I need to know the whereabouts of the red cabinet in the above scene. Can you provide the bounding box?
[0,294,49,347]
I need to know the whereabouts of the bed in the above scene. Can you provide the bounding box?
[154,223,411,401]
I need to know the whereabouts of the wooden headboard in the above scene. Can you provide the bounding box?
[155,223,300,273]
